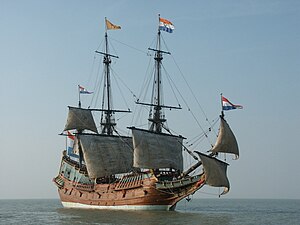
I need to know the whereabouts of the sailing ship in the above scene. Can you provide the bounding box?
[53,17,241,211]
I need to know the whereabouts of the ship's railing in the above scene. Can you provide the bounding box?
[155,175,201,189]
[73,182,94,192]
[53,175,65,189]
[62,154,88,175]
[115,173,149,190]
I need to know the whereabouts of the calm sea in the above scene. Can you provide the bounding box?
[0,199,299,225]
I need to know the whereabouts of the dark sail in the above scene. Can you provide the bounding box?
[64,106,98,133]
[131,128,183,171]
[196,152,230,195]
[80,135,133,178]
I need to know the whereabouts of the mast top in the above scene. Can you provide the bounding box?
[98,18,129,135]
[140,16,178,133]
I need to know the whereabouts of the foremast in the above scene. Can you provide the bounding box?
[62,18,133,178]
[94,32,116,135]
[95,18,130,135]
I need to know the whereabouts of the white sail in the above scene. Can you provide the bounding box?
[197,152,230,195]
[79,134,133,178]
[211,116,239,158]
[131,128,183,171]
[64,106,98,133]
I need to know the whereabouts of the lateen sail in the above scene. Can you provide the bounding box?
[64,106,98,133]
[131,128,183,171]
[196,152,230,195]
[79,135,133,178]
[211,116,239,158]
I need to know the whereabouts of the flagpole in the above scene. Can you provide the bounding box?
[158,13,160,32]
[65,135,67,155]
[221,93,224,118]
[78,85,81,108]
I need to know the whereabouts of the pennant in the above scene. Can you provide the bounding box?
[159,17,175,33]
[222,96,243,111]
[105,18,121,30]
[78,85,93,94]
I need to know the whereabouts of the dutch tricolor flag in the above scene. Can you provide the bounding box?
[79,85,93,94]
[159,17,175,33]
[66,131,78,159]
[222,96,243,111]
[67,131,75,155]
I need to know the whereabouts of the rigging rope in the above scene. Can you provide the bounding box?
[152,34,216,146]
[162,64,181,107]
[132,57,154,127]
[108,37,119,57]
[88,33,219,149]
[110,37,149,55]
[112,127,133,153]
[186,117,220,150]
[89,51,104,108]
[161,33,218,136]
[110,68,131,110]
[110,67,137,101]
[170,54,218,136]
[86,54,97,89]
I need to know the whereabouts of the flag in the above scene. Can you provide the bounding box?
[67,130,75,141]
[222,96,243,111]
[67,131,75,155]
[105,18,121,30]
[79,85,93,94]
[66,131,79,159]
[159,17,175,33]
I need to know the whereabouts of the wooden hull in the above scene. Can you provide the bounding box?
[53,156,205,211]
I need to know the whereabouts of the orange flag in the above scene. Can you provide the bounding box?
[105,18,121,30]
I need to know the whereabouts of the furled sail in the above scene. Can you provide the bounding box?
[131,128,183,171]
[64,106,98,133]
[196,151,230,195]
[211,116,239,159]
[79,134,133,178]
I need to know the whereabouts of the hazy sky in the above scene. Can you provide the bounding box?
[0,0,299,200]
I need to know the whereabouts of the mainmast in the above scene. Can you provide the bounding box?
[95,29,118,135]
[136,15,180,133]
[148,27,166,133]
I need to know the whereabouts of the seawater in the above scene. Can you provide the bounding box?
[0,199,299,225]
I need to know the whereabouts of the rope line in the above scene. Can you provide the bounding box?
[110,37,149,55]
